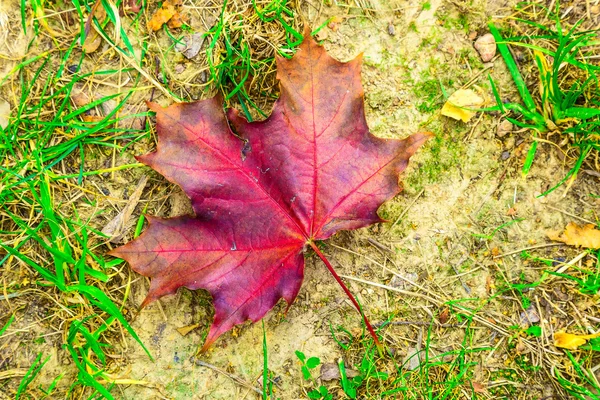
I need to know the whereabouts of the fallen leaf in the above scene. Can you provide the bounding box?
[519,304,540,326]
[176,323,200,336]
[102,175,148,242]
[0,98,10,130]
[124,0,141,13]
[548,223,600,249]
[320,363,359,381]
[175,32,205,59]
[472,381,486,393]
[81,115,104,124]
[441,89,484,122]
[438,307,449,324]
[167,12,187,29]
[554,331,600,350]
[70,89,90,108]
[403,346,421,371]
[82,0,106,53]
[110,30,431,349]
[147,0,185,32]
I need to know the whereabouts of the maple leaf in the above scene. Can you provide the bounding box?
[110,31,431,350]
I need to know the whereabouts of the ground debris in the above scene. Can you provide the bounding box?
[175,32,205,59]
[519,304,540,327]
[147,0,187,31]
[441,89,484,122]
[0,98,10,129]
[102,175,148,242]
[548,222,600,249]
[402,346,421,371]
[320,362,359,381]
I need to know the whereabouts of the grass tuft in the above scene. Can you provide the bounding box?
[486,5,600,194]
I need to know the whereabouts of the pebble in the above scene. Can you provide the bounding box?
[497,119,513,137]
[474,33,496,62]
[174,64,186,74]
[388,22,395,36]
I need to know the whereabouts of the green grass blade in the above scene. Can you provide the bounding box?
[16,353,50,400]
[489,23,537,112]
[67,284,153,360]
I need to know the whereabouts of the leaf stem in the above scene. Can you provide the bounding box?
[309,241,381,349]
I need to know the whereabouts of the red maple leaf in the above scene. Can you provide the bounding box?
[110,31,431,350]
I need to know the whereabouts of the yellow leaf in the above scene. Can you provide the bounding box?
[548,223,600,249]
[147,0,185,32]
[176,323,200,336]
[554,331,600,350]
[441,89,484,122]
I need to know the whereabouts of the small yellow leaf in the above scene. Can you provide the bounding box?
[554,331,600,350]
[548,223,600,249]
[441,89,484,122]
[147,0,185,32]
[176,323,200,336]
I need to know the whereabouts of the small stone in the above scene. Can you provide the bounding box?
[174,64,186,74]
[497,119,513,137]
[468,31,478,40]
[591,5,600,14]
[387,22,395,36]
[501,151,510,161]
[474,33,496,62]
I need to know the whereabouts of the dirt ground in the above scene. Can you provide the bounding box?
[1,0,600,399]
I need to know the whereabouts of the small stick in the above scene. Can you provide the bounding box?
[193,360,262,395]
[339,274,441,305]
[374,320,463,328]
[451,255,471,295]
[493,243,562,258]
[545,205,596,225]
[367,238,393,254]
[390,189,424,228]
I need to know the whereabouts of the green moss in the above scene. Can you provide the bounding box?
[412,75,454,114]
[405,124,465,191]
[435,11,470,33]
